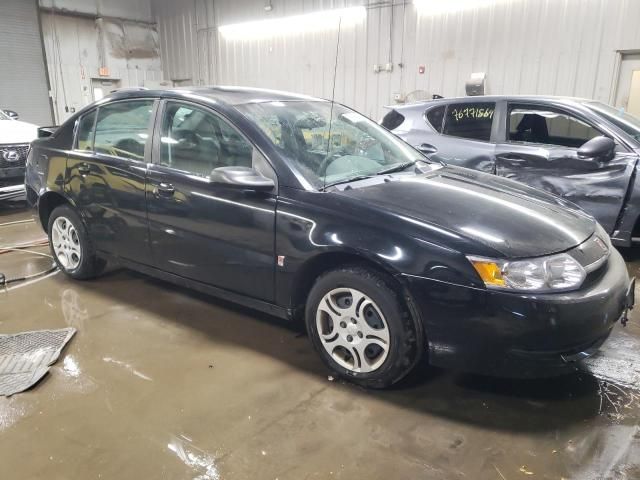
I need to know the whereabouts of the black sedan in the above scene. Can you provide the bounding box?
[25,87,633,388]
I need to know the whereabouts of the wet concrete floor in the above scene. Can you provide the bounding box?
[1,200,639,480]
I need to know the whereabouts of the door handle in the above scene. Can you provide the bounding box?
[154,182,175,197]
[416,143,438,154]
[77,163,91,176]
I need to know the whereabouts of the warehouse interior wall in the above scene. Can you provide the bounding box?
[39,0,165,123]
[152,0,640,120]
[39,0,154,22]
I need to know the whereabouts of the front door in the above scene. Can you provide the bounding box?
[146,100,277,301]
[65,99,156,264]
[495,103,637,233]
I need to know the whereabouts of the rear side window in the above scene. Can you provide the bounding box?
[94,100,154,160]
[443,102,495,141]
[425,106,445,132]
[508,105,600,148]
[75,110,96,151]
[381,109,405,130]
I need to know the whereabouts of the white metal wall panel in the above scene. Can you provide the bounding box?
[41,11,163,123]
[0,0,52,125]
[153,0,640,120]
[39,0,153,22]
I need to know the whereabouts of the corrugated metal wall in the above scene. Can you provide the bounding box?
[152,0,640,120]
[41,10,164,123]
[39,0,153,22]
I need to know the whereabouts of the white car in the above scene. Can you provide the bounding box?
[0,110,38,201]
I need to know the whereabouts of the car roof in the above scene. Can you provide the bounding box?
[389,95,596,111]
[106,85,326,106]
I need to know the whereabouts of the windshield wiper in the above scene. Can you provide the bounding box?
[375,160,420,175]
[320,174,374,191]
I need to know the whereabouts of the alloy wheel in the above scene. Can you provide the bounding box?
[51,216,82,270]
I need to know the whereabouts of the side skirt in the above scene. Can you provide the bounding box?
[99,252,293,321]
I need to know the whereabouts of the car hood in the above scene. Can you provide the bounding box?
[335,166,596,258]
[0,119,38,144]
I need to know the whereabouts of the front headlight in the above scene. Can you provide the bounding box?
[468,253,586,293]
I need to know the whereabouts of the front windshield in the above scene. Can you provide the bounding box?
[237,101,426,189]
[0,110,9,120]
[584,101,640,143]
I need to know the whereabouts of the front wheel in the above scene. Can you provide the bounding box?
[48,204,106,280]
[305,266,421,389]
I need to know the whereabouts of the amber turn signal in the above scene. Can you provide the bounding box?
[470,260,506,287]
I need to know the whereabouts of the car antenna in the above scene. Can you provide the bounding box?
[323,16,342,192]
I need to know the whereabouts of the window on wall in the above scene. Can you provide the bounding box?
[425,106,445,132]
[508,105,601,148]
[75,110,96,151]
[442,102,495,141]
[93,100,154,160]
[159,102,253,177]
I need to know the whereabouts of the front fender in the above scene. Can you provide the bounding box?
[274,189,484,309]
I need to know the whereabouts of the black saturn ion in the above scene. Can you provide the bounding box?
[25,87,634,388]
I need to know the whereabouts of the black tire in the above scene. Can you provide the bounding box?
[305,265,421,389]
[47,204,106,280]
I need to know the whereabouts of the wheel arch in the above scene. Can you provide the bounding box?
[291,251,393,306]
[289,250,425,348]
[38,191,73,233]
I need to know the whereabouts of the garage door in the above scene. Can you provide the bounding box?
[0,0,52,125]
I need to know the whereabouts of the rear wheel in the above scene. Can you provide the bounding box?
[48,205,106,279]
[306,265,421,388]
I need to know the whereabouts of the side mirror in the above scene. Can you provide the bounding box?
[578,136,615,160]
[3,109,19,120]
[210,166,274,191]
[38,126,58,138]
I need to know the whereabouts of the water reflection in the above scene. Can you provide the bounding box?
[168,434,221,480]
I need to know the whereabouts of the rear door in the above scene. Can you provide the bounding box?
[65,99,157,264]
[146,100,277,301]
[422,101,498,173]
[495,103,637,233]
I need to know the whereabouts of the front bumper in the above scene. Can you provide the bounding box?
[404,248,632,377]
[0,161,26,201]
[0,183,25,201]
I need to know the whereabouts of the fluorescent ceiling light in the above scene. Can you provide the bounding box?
[218,6,366,40]
[413,0,500,15]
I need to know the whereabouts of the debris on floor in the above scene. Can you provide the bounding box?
[0,327,76,396]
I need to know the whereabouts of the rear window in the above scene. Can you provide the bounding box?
[381,109,405,130]
[93,100,154,160]
[426,106,445,132]
[443,102,495,141]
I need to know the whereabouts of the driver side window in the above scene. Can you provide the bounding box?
[507,104,601,148]
[159,102,253,177]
